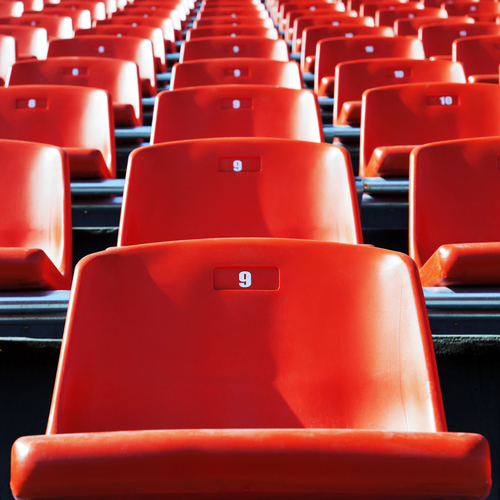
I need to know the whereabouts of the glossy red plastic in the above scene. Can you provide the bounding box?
[376,6,445,27]
[0,13,75,40]
[410,136,500,286]
[171,58,303,89]
[0,35,15,86]
[453,34,500,79]
[359,0,409,17]
[444,1,500,17]
[0,85,115,178]
[279,0,344,30]
[419,22,500,57]
[0,1,23,16]
[193,15,275,28]
[151,85,324,144]
[0,139,71,290]
[334,58,466,125]
[394,14,472,36]
[284,5,351,39]
[8,56,142,127]
[45,0,105,22]
[10,238,491,499]
[0,25,47,60]
[40,6,92,29]
[360,82,500,177]
[314,35,425,96]
[180,36,289,62]
[76,25,167,72]
[186,25,279,39]
[300,25,394,72]
[118,138,362,245]
[48,35,157,97]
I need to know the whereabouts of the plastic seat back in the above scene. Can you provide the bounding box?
[118,138,362,246]
[284,5,350,39]
[0,85,115,178]
[197,8,269,19]
[334,58,466,125]
[419,22,500,57]
[47,238,442,434]
[0,25,48,60]
[8,56,142,127]
[376,6,445,27]
[151,85,323,144]
[171,58,303,89]
[193,16,275,28]
[0,139,71,289]
[359,0,408,17]
[300,25,394,72]
[0,14,73,40]
[0,1,23,17]
[410,137,500,270]
[48,35,157,96]
[0,35,15,86]
[180,36,289,62]
[360,82,500,176]
[444,1,500,17]
[186,25,279,40]
[394,15,471,35]
[453,34,500,78]
[314,35,425,95]
[42,6,92,29]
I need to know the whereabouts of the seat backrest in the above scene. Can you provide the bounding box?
[0,85,115,177]
[292,13,372,53]
[180,36,290,62]
[419,22,500,57]
[301,25,393,71]
[0,1,23,17]
[47,238,444,434]
[118,138,362,246]
[376,6,445,27]
[334,58,466,124]
[359,0,408,17]
[285,5,350,39]
[409,137,500,268]
[0,139,71,283]
[8,56,142,126]
[197,8,269,18]
[314,35,425,94]
[444,1,500,17]
[186,25,279,39]
[394,15,471,36]
[42,6,92,29]
[0,25,47,59]
[453,34,500,77]
[0,34,15,85]
[151,84,324,144]
[170,58,303,89]
[48,35,157,96]
[360,82,500,176]
[0,14,73,40]
[193,16,275,28]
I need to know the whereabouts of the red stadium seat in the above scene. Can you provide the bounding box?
[75,25,166,73]
[0,1,23,17]
[410,137,500,286]
[0,139,71,290]
[419,22,500,57]
[9,56,142,127]
[375,6,446,27]
[114,7,182,40]
[359,0,409,17]
[170,58,303,89]
[34,6,92,30]
[48,35,157,96]
[300,25,394,72]
[186,25,279,40]
[284,5,350,38]
[314,35,425,96]
[118,138,362,245]
[192,15,275,28]
[151,85,323,144]
[394,14,471,36]
[453,34,500,81]
[10,238,491,500]
[360,82,500,177]
[0,25,48,60]
[0,34,15,86]
[180,36,290,62]
[443,0,500,17]
[278,0,345,30]
[45,2,105,23]
[196,7,269,19]
[0,85,115,178]
[334,58,466,125]
[0,14,73,41]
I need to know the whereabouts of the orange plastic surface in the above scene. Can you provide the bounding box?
[9,56,143,127]
[118,138,362,245]
[334,58,466,125]
[186,25,279,40]
[453,34,500,78]
[315,35,425,95]
[360,82,500,177]
[0,25,48,60]
[48,35,157,97]
[376,6,445,27]
[10,238,491,498]
[180,36,289,62]
[77,25,167,72]
[151,84,324,143]
[300,25,393,72]
[0,139,71,290]
[0,85,115,178]
[0,14,74,40]
[170,58,303,89]
[410,136,500,285]
[419,22,500,57]
[394,15,472,36]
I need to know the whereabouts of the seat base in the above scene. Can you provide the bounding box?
[66,147,113,179]
[362,145,416,177]
[336,100,361,126]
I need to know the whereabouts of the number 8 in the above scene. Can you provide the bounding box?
[239,271,251,288]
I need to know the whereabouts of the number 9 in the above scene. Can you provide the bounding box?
[233,160,243,172]
[239,271,251,288]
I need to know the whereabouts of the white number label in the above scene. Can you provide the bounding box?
[233,45,240,53]
[28,99,36,108]
[439,96,453,105]
[345,32,353,37]
[332,21,339,25]
[394,70,404,78]
[233,160,243,171]
[232,99,241,109]
[233,69,241,77]
[459,30,467,37]
[72,68,79,76]
[98,45,105,53]
[365,45,374,53]
[239,271,252,288]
